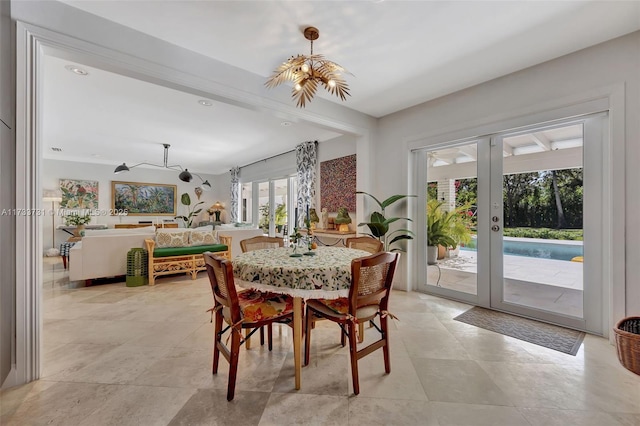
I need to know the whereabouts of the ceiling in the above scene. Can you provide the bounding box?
[43,1,640,175]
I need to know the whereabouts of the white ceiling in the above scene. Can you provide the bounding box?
[44,1,640,175]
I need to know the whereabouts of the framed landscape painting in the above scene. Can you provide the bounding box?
[59,179,99,209]
[112,181,177,215]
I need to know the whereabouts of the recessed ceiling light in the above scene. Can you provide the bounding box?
[281,121,292,127]
[51,147,63,152]
[64,65,89,76]
[198,100,213,106]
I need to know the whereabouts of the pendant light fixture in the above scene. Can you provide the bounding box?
[265,26,351,108]
[114,144,211,190]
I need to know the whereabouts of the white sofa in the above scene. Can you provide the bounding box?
[215,226,264,258]
[69,226,156,282]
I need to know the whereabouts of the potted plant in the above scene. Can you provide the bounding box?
[356,191,416,251]
[426,200,474,264]
[259,202,287,232]
[175,192,204,228]
[64,211,92,237]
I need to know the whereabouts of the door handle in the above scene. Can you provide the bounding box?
[491,225,500,232]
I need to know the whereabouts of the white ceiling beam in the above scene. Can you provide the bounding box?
[530,132,552,151]
[502,142,513,157]
[457,146,477,160]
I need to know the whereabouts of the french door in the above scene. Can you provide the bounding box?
[418,114,606,333]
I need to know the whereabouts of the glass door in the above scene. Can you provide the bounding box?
[423,139,484,304]
[419,114,605,333]
[489,117,604,332]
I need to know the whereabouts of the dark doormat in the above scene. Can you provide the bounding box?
[454,306,586,355]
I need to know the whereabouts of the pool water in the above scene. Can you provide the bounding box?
[461,238,583,261]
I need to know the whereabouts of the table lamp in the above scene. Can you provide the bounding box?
[211,201,224,222]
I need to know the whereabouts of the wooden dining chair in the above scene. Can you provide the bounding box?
[345,236,384,254]
[239,235,285,347]
[344,236,384,342]
[303,251,399,395]
[204,252,294,401]
[240,236,284,253]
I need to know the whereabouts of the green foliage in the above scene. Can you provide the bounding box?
[175,192,204,228]
[427,200,474,248]
[259,202,287,231]
[356,191,416,251]
[503,227,583,240]
[64,212,91,226]
[427,168,583,232]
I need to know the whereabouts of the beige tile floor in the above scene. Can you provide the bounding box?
[1,257,639,425]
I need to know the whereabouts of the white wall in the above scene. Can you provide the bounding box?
[42,159,220,251]
[377,32,640,316]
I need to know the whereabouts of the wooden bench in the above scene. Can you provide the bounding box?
[144,236,231,285]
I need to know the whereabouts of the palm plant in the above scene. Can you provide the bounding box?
[356,191,416,251]
[427,200,474,256]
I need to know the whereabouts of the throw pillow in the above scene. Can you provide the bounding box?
[190,229,219,246]
[156,230,190,248]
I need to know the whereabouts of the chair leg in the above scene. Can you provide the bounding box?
[227,327,241,401]
[347,321,360,395]
[268,324,273,351]
[358,322,365,343]
[245,328,251,349]
[304,306,312,366]
[212,311,223,374]
[381,315,391,374]
[340,325,346,347]
[260,326,265,346]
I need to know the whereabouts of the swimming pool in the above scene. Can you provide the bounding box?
[460,237,583,261]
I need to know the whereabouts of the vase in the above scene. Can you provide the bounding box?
[73,224,86,237]
[427,246,438,265]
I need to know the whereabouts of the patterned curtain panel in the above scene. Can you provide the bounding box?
[296,141,318,227]
[229,166,240,223]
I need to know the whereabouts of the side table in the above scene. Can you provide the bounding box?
[60,239,80,269]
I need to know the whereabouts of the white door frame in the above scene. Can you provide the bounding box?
[410,94,623,338]
[13,21,373,386]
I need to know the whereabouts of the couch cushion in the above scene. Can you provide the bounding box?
[153,244,228,257]
[156,230,190,248]
[190,229,219,246]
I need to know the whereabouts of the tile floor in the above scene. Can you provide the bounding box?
[1,258,639,425]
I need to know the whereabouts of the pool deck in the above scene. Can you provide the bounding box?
[428,251,584,317]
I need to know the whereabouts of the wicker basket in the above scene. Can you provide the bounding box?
[613,316,640,375]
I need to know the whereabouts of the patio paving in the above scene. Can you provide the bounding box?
[427,251,584,318]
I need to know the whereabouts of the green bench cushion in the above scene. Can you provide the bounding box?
[153,244,228,257]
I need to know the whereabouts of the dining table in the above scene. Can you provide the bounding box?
[232,245,371,390]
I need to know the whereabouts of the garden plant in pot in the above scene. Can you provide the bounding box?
[64,212,92,237]
[356,191,416,251]
[427,200,474,264]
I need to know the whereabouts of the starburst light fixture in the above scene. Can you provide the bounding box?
[265,26,351,108]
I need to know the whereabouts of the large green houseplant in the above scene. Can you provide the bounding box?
[356,191,416,251]
[175,193,204,228]
[427,200,474,264]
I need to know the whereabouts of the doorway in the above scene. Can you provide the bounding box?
[418,114,606,333]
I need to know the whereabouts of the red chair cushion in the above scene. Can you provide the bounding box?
[238,290,293,323]
[317,297,349,315]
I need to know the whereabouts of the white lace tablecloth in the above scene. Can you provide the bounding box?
[232,246,370,299]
